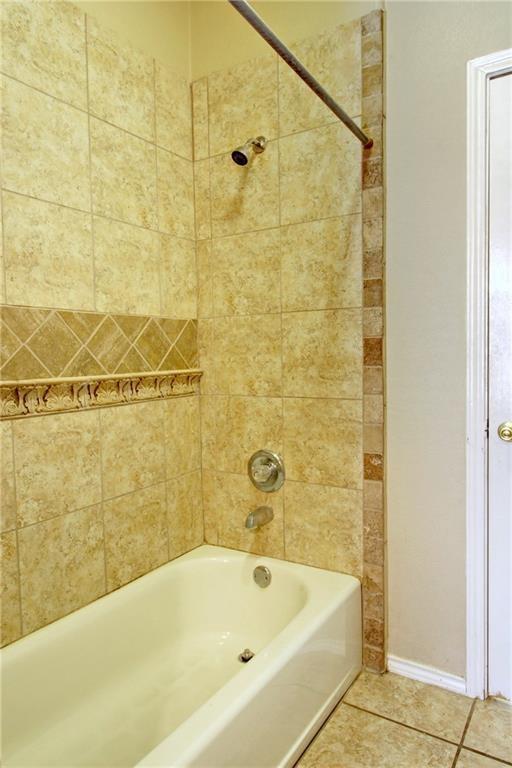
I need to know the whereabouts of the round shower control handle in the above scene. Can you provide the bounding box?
[252,462,274,484]
[248,450,285,493]
[498,421,512,442]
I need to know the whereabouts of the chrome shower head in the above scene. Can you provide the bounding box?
[231,136,267,165]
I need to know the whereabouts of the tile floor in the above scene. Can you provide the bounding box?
[297,671,512,768]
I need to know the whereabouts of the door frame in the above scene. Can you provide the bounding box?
[466,48,512,700]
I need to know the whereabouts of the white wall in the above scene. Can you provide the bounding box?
[386,0,512,677]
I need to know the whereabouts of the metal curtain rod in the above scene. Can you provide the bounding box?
[228,0,373,149]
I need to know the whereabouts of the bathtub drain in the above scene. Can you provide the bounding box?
[238,648,255,663]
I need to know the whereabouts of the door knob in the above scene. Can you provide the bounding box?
[497,421,512,442]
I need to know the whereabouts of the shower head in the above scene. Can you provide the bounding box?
[231,136,267,166]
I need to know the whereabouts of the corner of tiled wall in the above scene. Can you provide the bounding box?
[361,8,386,673]
[0,0,204,646]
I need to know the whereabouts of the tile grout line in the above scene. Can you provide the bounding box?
[95,407,109,596]
[157,396,171,563]
[0,70,194,164]
[275,52,286,560]
[84,15,97,317]
[199,75,215,544]
[9,420,24,638]
[343,701,462,748]
[152,58,165,321]
[13,468,201,535]
[450,699,480,768]
[198,467,364,493]
[462,746,512,767]
[0,192,7,304]
[1,182,374,247]
[0,187,197,245]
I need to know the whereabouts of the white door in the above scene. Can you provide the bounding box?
[488,71,512,700]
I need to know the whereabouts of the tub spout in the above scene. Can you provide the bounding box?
[245,506,274,529]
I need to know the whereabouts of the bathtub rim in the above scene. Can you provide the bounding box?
[1,544,361,768]
[136,545,361,767]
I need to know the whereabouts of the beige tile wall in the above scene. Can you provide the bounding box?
[194,11,385,671]
[194,18,363,563]
[0,2,385,670]
[0,0,195,316]
[1,397,203,642]
[0,1,201,645]
[361,10,386,672]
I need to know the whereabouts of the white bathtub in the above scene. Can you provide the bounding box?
[1,545,361,768]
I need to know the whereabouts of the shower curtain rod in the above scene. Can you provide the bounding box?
[228,0,373,149]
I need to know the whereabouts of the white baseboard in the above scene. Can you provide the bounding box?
[387,655,468,696]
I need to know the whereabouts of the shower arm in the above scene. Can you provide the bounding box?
[227,0,373,149]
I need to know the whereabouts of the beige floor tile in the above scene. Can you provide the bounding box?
[344,671,473,743]
[464,699,512,763]
[298,703,456,768]
[456,749,509,767]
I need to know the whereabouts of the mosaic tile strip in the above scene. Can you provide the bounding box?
[361,9,386,674]
[0,306,198,381]
[0,370,202,420]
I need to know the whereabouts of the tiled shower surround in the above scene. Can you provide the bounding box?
[0,0,202,645]
[194,11,385,671]
[0,2,385,671]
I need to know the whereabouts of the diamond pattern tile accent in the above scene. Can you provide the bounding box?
[0,305,197,381]
[86,317,131,371]
[135,318,173,369]
[28,313,81,376]
[58,310,105,343]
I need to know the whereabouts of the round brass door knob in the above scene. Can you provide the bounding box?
[497,421,512,442]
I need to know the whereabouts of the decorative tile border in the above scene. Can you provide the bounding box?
[0,369,202,420]
[0,305,198,380]
[361,9,386,673]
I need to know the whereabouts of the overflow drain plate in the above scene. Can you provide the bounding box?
[238,648,255,663]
